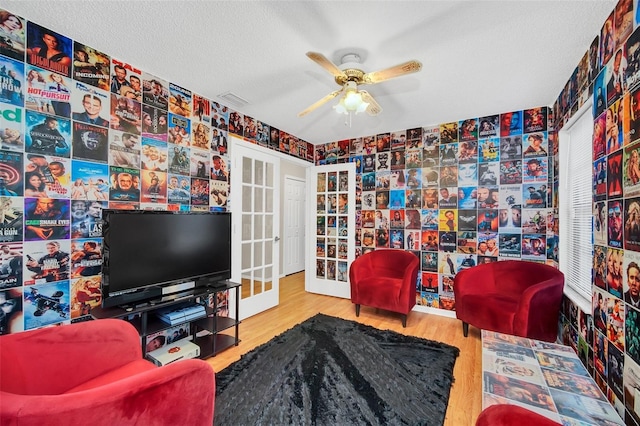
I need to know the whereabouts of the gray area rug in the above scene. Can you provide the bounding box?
[214,313,460,425]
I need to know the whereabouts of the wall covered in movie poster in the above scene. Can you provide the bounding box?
[315,108,556,312]
[0,8,313,336]
[554,0,640,423]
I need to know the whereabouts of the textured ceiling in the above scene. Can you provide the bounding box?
[7,1,616,144]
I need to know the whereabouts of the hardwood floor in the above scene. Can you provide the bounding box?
[206,272,483,425]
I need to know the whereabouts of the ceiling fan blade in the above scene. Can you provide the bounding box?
[306,51,346,79]
[362,60,422,85]
[360,90,382,116]
[298,89,343,117]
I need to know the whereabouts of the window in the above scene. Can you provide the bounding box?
[559,100,594,312]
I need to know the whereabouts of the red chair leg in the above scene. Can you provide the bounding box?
[463,322,469,337]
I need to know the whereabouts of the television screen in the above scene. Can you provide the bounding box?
[102,210,231,307]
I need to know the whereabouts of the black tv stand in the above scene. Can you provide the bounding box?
[92,280,241,359]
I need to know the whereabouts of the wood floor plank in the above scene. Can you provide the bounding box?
[205,272,482,425]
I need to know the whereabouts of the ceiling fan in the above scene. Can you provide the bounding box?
[298,51,422,118]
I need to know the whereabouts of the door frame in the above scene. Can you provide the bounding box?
[230,137,311,320]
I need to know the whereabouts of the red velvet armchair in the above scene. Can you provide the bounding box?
[453,260,564,342]
[0,319,215,426]
[476,404,561,426]
[349,249,419,327]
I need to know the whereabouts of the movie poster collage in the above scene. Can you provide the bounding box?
[550,1,640,423]
[315,107,556,312]
[315,170,349,282]
[0,8,311,335]
[482,330,623,425]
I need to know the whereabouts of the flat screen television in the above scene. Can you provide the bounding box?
[101,210,231,308]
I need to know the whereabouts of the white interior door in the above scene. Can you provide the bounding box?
[283,176,306,275]
[232,142,280,320]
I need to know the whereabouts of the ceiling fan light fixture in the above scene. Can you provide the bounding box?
[343,90,363,110]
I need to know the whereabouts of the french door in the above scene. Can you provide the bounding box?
[306,162,356,298]
[232,141,280,320]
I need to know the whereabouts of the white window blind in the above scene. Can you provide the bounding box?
[559,102,594,310]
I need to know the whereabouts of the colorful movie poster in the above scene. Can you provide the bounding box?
[478,115,499,139]
[522,209,546,234]
[499,136,522,160]
[23,280,70,329]
[190,177,209,206]
[500,110,522,137]
[210,179,228,209]
[142,72,169,110]
[70,200,105,239]
[140,169,167,204]
[522,233,546,259]
[210,101,229,130]
[523,107,548,133]
[0,55,24,107]
[24,110,71,157]
[72,121,108,163]
[168,112,191,146]
[191,121,210,150]
[108,166,140,202]
[70,160,109,201]
[458,209,477,232]
[23,238,71,285]
[624,140,640,196]
[0,240,22,289]
[141,104,167,141]
[608,150,623,198]
[190,148,209,178]
[479,138,500,162]
[458,118,478,141]
[168,82,191,118]
[243,115,258,141]
[109,129,140,168]
[71,81,109,128]
[167,174,190,205]
[626,27,640,92]
[70,238,102,278]
[211,127,228,155]
[141,138,167,172]
[191,93,210,123]
[0,103,23,152]
[168,144,190,176]
[0,149,23,196]
[26,22,71,78]
[458,140,478,163]
[499,160,522,184]
[499,234,521,258]
[439,122,458,144]
[25,65,71,118]
[625,196,640,252]
[72,41,110,91]
[0,8,26,61]
[29,155,71,199]
[110,93,141,134]
[23,197,70,242]
[523,157,548,184]
[523,183,547,208]
[70,275,101,318]
[0,196,22,243]
[110,58,142,101]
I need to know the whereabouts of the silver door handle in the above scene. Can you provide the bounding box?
[275,236,280,242]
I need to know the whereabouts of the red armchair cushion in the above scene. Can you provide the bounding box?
[1,319,215,426]
[476,404,561,426]
[454,260,564,342]
[349,249,419,315]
